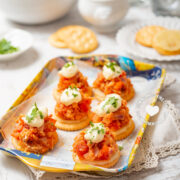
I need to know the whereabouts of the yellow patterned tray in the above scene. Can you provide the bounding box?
[0,55,165,173]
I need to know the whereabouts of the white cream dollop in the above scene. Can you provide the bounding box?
[58,62,78,78]
[60,86,82,106]
[84,123,106,143]
[95,94,122,116]
[23,105,48,128]
[102,62,123,80]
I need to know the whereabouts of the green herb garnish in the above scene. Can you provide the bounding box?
[64,61,75,68]
[68,85,78,93]
[0,38,19,55]
[105,62,118,72]
[118,146,123,151]
[90,121,94,127]
[26,103,44,123]
[72,93,78,97]
[102,97,119,113]
[88,122,105,134]
[69,85,77,90]
[51,122,54,126]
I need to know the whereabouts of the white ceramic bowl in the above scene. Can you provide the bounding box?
[78,0,129,33]
[0,29,33,61]
[0,0,75,24]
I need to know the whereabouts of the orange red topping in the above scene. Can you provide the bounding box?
[93,71,134,101]
[12,114,58,154]
[55,97,91,120]
[91,100,131,131]
[73,129,118,161]
[57,71,92,96]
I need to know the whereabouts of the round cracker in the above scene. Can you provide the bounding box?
[57,25,81,41]
[136,25,166,47]
[112,119,135,141]
[152,30,180,55]
[48,32,67,48]
[73,150,120,168]
[55,115,90,131]
[123,87,135,102]
[57,25,98,54]
[12,134,58,154]
[53,87,60,102]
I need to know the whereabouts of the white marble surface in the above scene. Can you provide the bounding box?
[0,4,180,180]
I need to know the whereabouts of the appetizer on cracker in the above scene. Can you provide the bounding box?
[53,61,92,100]
[11,103,58,154]
[93,62,134,101]
[91,94,134,140]
[73,122,120,168]
[54,86,91,131]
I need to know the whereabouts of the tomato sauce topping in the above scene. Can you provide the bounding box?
[55,97,91,120]
[73,130,118,161]
[11,114,58,154]
[93,71,134,100]
[91,100,132,131]
[58,71,92,96]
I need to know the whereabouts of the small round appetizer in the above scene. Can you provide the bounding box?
[53,61,92,102]
[11,103,58,154]
[73,122,120,168]
[91,94,134,140]
[93,62,134,101]
[54,86,91,131]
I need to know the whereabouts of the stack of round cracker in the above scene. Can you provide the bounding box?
[49,25,98,54]
[135,25,180,56]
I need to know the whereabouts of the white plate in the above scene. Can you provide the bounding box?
[0,28,33,61]
[116,17,180,61]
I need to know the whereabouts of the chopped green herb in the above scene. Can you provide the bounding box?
[64,62,74,68]
[88,122,105,135]
[39,111,43,119]
[74,86,78,91]
[90,121,94,127]
[26,103,44,123]
[0,38,19,55]
[105,62,118,72]
[66,91,69,96]
[102,97,119,112]
[101,128,105,134]
[106,109,110,114]
[72,93,78,97]
[26,115,33,123]
[68,85,78,92]
[118,146,123,151]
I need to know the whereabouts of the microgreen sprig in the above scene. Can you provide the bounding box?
[64,61,75,68]
[118,146,123,151]
[0,38,19,55]
[26,103,43,123]
[102,97,119,113]
[105,62,118,72]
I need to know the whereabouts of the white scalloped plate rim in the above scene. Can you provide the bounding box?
[116,17,180,61]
